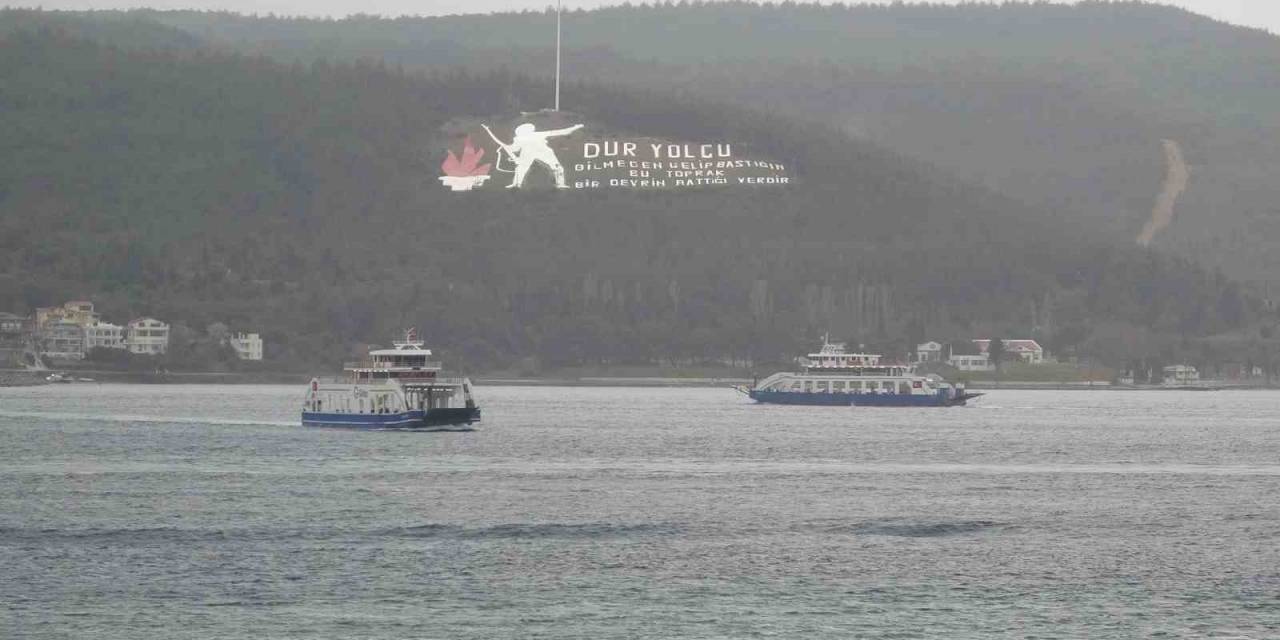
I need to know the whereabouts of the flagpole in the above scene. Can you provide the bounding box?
[555,0,562,111]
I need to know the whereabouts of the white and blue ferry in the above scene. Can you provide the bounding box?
[302,330,480,429]
[740,338,980,407]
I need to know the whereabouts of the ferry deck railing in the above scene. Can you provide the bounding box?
[314,376,471,387]
[343,361,443,370]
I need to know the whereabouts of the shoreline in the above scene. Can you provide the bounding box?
[3,368,1277,390]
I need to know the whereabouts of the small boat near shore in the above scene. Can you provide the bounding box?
[301,329,480,429]
[738,338,981,407]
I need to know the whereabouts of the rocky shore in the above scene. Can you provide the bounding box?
[0,370,49,387]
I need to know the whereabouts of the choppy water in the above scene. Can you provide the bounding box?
[2,384,1278,638]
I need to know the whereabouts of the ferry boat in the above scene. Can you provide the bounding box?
[739,338,981,407]
[301,329,480,429]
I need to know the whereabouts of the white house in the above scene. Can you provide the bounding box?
[84,321,126,351]
[973,339,1044,364]
[228,332,263,361]
[949,353,994,371]
[914,341,944,363]
[127,318,170,355]
[1163,365,1200,387]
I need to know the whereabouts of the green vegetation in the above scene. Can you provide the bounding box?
[959,362,1116,385]
[80,2,1280,294]
[1,12,1278,377]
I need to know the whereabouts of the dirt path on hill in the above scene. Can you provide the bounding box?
[1137,139,1189,246]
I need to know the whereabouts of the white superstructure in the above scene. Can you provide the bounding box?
[303,329,479,427]
[753,339,947,397]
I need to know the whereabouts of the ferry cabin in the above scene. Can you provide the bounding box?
[760,375,941,397]
[786,342,939,396]
[305,380,471,415]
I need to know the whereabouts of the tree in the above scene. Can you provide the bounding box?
[988,338,1006,370]
[206,322,230,343]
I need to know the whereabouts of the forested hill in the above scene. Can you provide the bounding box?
[45,2,1280,294]
[0,27,1271,373]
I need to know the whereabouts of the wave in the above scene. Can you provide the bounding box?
[0,522,683,545]
[394,522,683,540]
[813,519,1007,538]
[0,526,246,544]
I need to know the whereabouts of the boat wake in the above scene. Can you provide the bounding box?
[0,410,295,428]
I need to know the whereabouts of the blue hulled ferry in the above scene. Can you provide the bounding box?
[740,338,980,407]
[302,330,480,429]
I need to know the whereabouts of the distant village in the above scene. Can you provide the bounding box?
[911,338,1255,387]
[0,302,1258,388]
[0,301,261,368]
[912,339,1045,372]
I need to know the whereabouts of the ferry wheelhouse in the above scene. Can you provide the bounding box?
[302,330,480,429]
[740,338,980,407]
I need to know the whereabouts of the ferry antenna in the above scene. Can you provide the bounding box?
[555,0,562,112]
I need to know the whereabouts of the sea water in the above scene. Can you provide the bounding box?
[2,384,1278,638]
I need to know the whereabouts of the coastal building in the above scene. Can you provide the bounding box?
[0,313,32,359]
[40,320,86,361]
[127,318,170,355]
[0,312,29,334]
[36,301,99,329]
[0,312,31,339]
[228,332,263,361]
[949,353,994,371]
[84,321,127,351]
[1162,365,1200,387]
[914,342,944,363]
[973,339,1044,364]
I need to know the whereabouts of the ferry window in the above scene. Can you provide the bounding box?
[803,381,813,392]
[899,382,911,394]
[817,381,829,392]
[882,381,894,390]
[833,381,845,391]
[851,381,863,391]
[790,382,801,391]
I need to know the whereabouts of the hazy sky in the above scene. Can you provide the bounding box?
[17,1,1280,34]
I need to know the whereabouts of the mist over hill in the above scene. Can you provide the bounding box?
[1,12,1277,374]
[60,1,1280,296]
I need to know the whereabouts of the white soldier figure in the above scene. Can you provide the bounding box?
[486,122,584,189]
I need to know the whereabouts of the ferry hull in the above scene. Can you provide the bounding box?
[302,407,480,429]
[747,390,854,406]
[748,390,978,407]
[419,407,482,427]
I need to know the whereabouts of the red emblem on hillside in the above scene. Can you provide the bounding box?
[440,137,492,191]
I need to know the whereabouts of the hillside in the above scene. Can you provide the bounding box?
[56,2,1280,295]
[0,26,1273,374]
